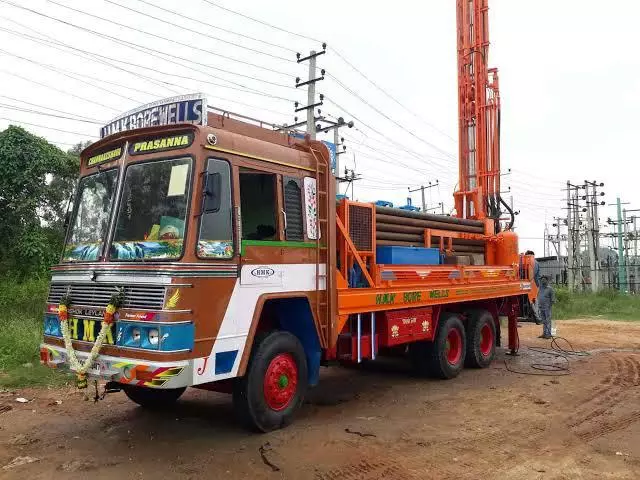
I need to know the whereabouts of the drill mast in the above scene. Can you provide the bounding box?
[454,0,502,223]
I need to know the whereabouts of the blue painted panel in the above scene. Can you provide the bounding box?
[43,315,62,337]
[272,298,321,386]
[376,246,442,265]
[215,350,238,374]
[116,321,194,351]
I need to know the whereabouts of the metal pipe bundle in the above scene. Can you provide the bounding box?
[374,206,486,253]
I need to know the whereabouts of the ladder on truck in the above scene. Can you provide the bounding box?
[307,143,335,348]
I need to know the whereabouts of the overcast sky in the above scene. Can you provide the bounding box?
[1,0,638,255]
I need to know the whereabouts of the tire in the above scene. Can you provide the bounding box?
[411,313,466,379]
[233,331,308,432]
[465,310,497,368]
[122,384,186,409]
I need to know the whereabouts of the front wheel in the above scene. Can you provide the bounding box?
[122,384,186,409]
[233,331,308,432]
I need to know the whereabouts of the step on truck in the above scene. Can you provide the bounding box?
[40,1,539,432]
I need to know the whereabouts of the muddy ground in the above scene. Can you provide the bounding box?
[1,319,640,480]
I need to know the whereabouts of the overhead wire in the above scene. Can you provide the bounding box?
[0,69,119,112]
[41,0,295,77]
[0,48,144,104]
[104,0,297,64]
[0,22,291,127]
[0,103,103,124]
[1,2,300,99]
[329,47,456,142]
[200,0,321,44]
[195,0,458,159]
[133,0,296,54]
[0,23,296,104]
[0,94,105,123]
[0,117,98,138]
[326,73,457,162]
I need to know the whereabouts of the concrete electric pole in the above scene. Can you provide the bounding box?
[295,45,326,140]
[409,181,439,212]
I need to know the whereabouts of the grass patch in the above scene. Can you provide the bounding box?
[0,277,71,388]
[554,288,640,321]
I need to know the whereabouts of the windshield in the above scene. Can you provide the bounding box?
[63,169,118,262]
[111,157,192,260]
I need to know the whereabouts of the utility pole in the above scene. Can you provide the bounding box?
[316,116,354,188]
[566,182,574,291]
[619,208,640,292]
[295,45,326,140]
[409,181,439,212]
[616,198,627,293]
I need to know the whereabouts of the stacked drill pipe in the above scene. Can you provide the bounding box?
[375,206,485,253]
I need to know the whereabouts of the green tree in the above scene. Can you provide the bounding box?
[0,126,81,276]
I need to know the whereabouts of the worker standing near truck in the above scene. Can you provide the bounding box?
[537,275,556,339]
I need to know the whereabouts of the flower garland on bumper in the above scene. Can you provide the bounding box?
[59,290,123,389]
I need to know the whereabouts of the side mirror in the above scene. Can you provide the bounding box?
[203,172,221,213]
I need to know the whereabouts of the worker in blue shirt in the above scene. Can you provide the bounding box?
[537,275,556,339]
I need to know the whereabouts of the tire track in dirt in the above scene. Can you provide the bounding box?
[569,354,640,441]
[314,459,416,480]
[576,410,640,442]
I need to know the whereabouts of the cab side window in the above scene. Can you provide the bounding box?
[239,169,278,241]
[198,158,233,259]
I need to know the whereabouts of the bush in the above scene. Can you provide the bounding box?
[554,287,640,321]
[0,277,68,386]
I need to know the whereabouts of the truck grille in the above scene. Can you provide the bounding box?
[47,283,166,310]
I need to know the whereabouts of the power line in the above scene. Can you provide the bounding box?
[0,23,292,125]
[0,117,98,138]
[41,0,295,77]
[0,48,144,104]
[0,95,105,123]
[0,69,119,112]
[329,47,456,142]
[326,73,456,162]
[0,104,103,124]
[197,0,457,153]
[0,24,296,103]
[104,0,297,63]
[3,2,300,98]
[0,19,180,95]
[134,0,296,54]
[200,0,322,44]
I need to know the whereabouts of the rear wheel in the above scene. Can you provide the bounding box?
[465,310,497,368]
[233,331,308,432]
[410,313,466,379]
[122,385,186,409]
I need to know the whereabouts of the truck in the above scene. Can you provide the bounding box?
[40,0,537,432]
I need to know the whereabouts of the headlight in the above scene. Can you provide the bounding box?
[148,328,159,346]
[132,327,141,343]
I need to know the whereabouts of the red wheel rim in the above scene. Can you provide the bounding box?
[263,353,298,411]
[479,323,494,356]
[446,327,463,365]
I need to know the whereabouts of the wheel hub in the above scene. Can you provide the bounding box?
[446,328,462,365]
[264,353,298,411]
[479,323,494,356]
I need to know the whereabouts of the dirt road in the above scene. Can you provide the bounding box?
[2,319,640,479]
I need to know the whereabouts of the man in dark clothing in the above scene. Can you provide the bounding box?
[537,275,556,339]
[525,250,540,287]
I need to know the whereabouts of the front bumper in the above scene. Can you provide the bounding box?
[40,343,192,389]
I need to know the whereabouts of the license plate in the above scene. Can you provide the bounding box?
[67,318,116,345]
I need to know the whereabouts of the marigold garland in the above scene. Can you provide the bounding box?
[58,289,124,389]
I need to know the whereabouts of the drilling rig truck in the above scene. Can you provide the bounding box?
[40,0,537,431]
